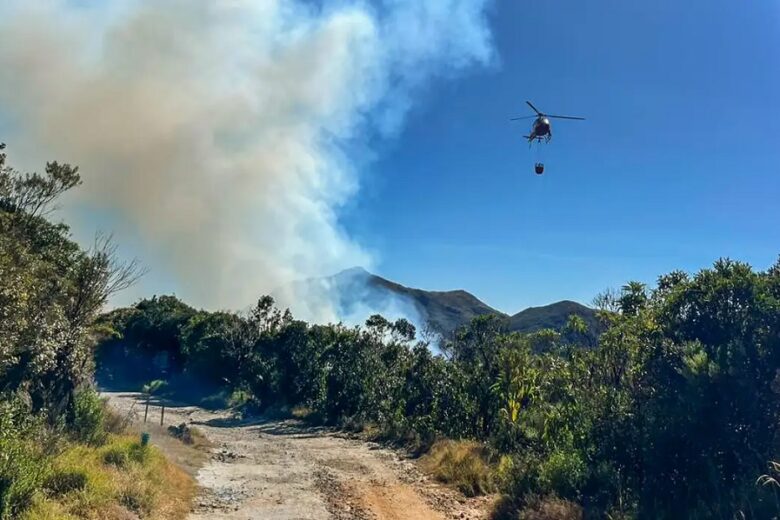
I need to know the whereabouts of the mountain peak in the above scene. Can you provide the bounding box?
[296,269,600,340]
[335,266,370,278]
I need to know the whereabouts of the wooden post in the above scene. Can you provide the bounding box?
[144,397,149,423]
[160,405,165,426]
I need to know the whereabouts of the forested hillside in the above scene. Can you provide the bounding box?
[294,267,600,340]
[99,254,780,519]
[0,145,192,519]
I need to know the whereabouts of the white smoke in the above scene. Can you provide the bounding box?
[0,0,494,320]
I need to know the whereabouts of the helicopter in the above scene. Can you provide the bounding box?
[511,101,585,144]
[511,101,585,174]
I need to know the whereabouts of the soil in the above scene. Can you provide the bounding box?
[104,392,495,520]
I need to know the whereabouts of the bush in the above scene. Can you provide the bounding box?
[102,440,149,468]
[70,388,107,446]
[518,496,583,520]
[103,447,130,468]
[0,440,49,519]
[339,415,369,433]
[0,399,50,518]
[44,470,88,496]
[421,440,495,496]
[103,405,132,435]
[537,451,586,500]
[228,388,262,416]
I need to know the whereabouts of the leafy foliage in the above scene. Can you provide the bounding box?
[100,255,780,519]
[0,145,150,518]
[69,388,107,446]
[0,397,51,518]
[1,144,142,419]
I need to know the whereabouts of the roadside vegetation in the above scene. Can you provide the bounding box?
[99,244,780,518]
[0,145,193,519]
[5,143,780,518]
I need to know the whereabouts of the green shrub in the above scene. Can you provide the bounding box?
[102,447,130,468]
[43,470,88,497]
[0,398,51,518]
[227,388,262,417]
[538,451,586,500]
[129,442,151,464]
[0,440,49,519]
[70,388,107,446]
[102,440,149,468]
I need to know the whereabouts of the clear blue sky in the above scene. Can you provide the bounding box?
[342,0,780,313]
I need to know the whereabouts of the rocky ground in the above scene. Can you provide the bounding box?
[104,392,494,520]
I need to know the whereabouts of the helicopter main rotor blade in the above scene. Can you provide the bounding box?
[525,101,542,115]
[510,116,537,121]
[547,114,585,120]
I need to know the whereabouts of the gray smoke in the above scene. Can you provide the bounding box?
[0,0,494,321]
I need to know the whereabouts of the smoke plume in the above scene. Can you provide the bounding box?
[0,0,494,320]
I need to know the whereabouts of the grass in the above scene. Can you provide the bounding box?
[420,439,496,497]
[516,496,583,520]
[20,435,194,520]
[120,421,209,478]
[290,405,314,420]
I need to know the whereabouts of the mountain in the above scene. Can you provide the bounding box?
[296,267,504,335]
[356,269,506,334]
[293,268,600,340]
[508,300,602,340]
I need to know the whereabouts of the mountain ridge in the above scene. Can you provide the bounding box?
[301,267,600,339]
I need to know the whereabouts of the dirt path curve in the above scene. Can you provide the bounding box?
[104,392,492,520]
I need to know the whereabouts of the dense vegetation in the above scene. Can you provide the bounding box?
[303,267,600,339]
[0,145,192,519]
[100,252,780,518]
[5,141,780,519]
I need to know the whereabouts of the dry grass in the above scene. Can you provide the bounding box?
[420,439,496,497]
[167,423,211,450]
[20,435,195,520]
[123,421,209,478]
[290,405,314,420]
[517,496,583,520]
[102,400,134,435]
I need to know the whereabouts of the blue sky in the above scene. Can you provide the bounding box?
[344,0,780,313]
[1,0,778,315]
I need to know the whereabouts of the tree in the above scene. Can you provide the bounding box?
[0,144,143,417]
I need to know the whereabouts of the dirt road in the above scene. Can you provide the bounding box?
[104,393,492,520]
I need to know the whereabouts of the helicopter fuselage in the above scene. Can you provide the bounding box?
[528,116,551,142]
[514,101,584,145]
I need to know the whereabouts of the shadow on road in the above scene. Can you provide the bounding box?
[252,421,331,438]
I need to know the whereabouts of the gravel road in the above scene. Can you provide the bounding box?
[104,392,493,520]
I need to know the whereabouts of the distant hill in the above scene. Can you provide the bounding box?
[359,269,506,334]
[290,268,601,341]
[508,300,602,342]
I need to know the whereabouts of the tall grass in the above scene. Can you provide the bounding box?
[20,435,194,520]
[0,392,194,520]
[420,439,496,497]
